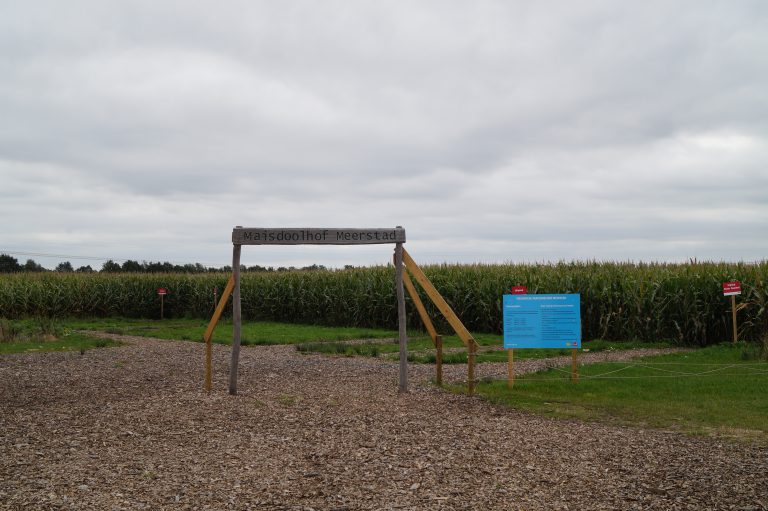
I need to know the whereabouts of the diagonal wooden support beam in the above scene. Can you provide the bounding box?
[402,249,477,350]
[401,266,443,385]
[203,274,235,392]
[204,274,235,344]
[402,271,439,346]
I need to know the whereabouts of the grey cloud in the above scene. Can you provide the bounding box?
[1,1,766,267]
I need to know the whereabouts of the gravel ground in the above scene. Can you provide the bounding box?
[1,335,766,511]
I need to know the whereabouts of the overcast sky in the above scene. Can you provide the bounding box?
[1,1,766,270]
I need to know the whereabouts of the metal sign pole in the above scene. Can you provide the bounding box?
[229,238,242,395]
[395,238,408,393]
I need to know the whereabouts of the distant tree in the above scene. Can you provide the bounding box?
[101,260,122,272]
[55,261,74,272]
[92,259,278,273]
[144,261,175,273]
[121,260,143,272]
[0,254,21,273]
[76,265,94,273]
[23,259,46,272]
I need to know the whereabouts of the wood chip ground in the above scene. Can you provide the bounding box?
[1,335,766,510]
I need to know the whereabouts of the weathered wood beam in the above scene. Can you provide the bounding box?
[203,273,235,392]
[402,249,477,350]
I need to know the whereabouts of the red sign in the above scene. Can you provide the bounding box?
[511,286,528,295]
[157,288,168,296]
[722,281,741,296]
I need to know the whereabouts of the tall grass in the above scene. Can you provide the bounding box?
[0,261,766,346]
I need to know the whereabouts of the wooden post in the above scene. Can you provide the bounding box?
[731,295,738,344]
[402,271,443,385]
[435,335,443,386]
[228,240,242,395]
[203,274,235,393]
[571,348,578,384]
[507,348,514,389]
[160,294,164,320]
[394,239,408,393]
[205,333,212,393]
[467,339,477,395]
[402,272,439,345]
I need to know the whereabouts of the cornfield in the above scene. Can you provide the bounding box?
[0,261,766,346]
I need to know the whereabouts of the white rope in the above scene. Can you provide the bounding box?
[507,369,768,381]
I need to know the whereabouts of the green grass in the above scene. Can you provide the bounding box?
[296,332,673,363]
[467,344,768,443]
[296,341,382,357]
[61,317,399,346]
[1,316,65,342]
[404,337,673,364]
[1,317,119,353]
[0,331,119,354]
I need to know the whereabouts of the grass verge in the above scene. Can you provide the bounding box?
[296,342,383,357]
[464,344,768,444]
[41,317,399,346]
[0,330,119,354]
[296,333,674,362]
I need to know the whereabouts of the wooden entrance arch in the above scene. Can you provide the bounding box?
[228,226,408,395]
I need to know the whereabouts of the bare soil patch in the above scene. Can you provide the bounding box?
[1,335,766,510]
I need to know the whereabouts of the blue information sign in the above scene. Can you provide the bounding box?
[503,294,581,349]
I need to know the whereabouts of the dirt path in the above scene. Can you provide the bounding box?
[1,335,766,510]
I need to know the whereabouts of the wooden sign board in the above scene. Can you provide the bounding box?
[722,281,741,296]
[232,227,406,245]
[503,294,581,349]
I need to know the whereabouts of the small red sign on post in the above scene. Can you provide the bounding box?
[723,281,742,344]
[157,288,168,320]
[722,282,741,296]
[511,286,528,295]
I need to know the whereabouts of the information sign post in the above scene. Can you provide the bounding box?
[503,294,582,385]
[157,288,168,320]
[722,281,742,343]
[507,286,527,388]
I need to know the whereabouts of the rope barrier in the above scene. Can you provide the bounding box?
[560,361,768,366]
[502,364,768,382]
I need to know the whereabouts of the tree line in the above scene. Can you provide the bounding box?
[0,254,332,274]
